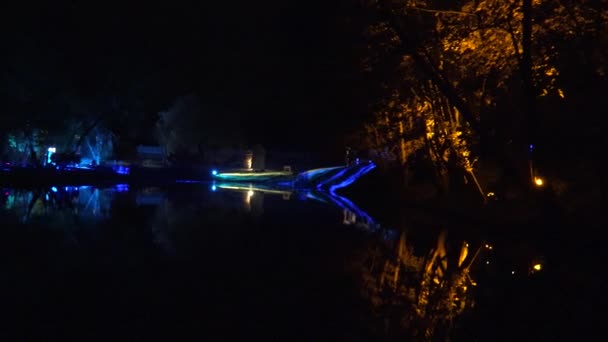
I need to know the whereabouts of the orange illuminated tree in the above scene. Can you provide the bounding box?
[359,0,606,194]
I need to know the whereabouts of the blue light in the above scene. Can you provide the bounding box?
[316,167,350,190]
[113,165,130,175]
[329,163,376,195]
[211,169,218,176]
[47,147,56,165]
[51,186,58,193]
[211,184,217,191]
[175,179,202,184]
[115,184,129,192]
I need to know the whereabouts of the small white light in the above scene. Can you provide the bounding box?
[511,271,515,275]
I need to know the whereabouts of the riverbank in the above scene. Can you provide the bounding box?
[338,167,599,230]
[0,166,212,187]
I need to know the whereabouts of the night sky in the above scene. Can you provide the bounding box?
[2,1,368,152]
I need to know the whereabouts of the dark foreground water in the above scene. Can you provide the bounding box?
[0,183,599,341]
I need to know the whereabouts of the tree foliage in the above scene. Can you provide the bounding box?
[359,0,607,192]
[156,95,243,159]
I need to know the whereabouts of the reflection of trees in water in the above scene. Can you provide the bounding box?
[2,187,112,225]
[360,228,481,340]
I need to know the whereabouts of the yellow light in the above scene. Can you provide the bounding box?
[534,177,544,186]
[533,263,542,271]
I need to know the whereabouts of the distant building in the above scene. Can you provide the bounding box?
[136,145,165,168]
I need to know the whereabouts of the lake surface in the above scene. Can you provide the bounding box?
[0,183,597,340]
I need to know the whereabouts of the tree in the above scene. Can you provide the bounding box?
[156,95,243,160]
[358,0,606,195]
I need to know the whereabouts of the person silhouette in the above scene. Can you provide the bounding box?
[345,147,352,166]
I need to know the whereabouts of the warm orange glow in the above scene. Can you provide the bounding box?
[533,263,542,271]
[534,177,544,186]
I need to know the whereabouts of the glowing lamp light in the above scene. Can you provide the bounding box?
[533,263,542,271]
[115,184,129,192]
[47,147,57,165]
[211,170,218,176]
[211,184,217,192]
[51,186,58,192]
[534,177,544,186]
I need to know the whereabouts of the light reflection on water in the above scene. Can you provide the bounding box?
[0,183,546,340]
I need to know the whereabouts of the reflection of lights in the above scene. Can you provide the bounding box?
[485,244,493,250]
[533,263,542,271]
[534,177,544,186]
[487,192,495,197]
[47,147,56,153]
[51,186,58,193]
[458,242,469,267]
[216,183,291,196]
[211,169,218,176]
[244,189,254,207]
[211,184,217,191]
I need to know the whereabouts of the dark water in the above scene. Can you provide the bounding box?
[0,184,597,341]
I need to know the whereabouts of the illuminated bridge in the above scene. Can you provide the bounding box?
[293,161,377,193]
[212,161,376,193]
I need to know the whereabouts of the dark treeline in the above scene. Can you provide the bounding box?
[0,1,366,161]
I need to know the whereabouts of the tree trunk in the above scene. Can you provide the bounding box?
[522,0,536,184]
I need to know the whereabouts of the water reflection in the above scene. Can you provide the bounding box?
[0,183,548,340]
[1,186,114,224]
[359,229,483,340]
